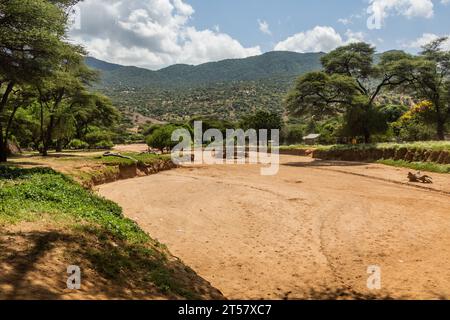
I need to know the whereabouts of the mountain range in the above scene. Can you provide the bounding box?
[85,51,324,89]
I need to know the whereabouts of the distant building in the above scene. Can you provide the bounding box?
[302,133,321,145]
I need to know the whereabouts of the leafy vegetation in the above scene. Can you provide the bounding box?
[286,41,450,143]
[95,152,171,166]
[0,0,122,162]
[376,159,450,174]
[146,125,184,153]
[0,166,200,298]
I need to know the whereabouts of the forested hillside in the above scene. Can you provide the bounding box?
[86,52,324,121]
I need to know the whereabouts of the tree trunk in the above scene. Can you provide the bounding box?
[0,128,7,163]
[435,100,446,141]
[436,118,445,141]
[55,139,63,152]
[363,127,371,144]
[0,81,15,163]
[42,114,55,156]
[40,102,45,151]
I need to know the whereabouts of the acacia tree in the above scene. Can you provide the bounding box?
[36,46,99,155]
[0,0,75,161]
[286,42,407,143]
[71,91,119,141]
[389,38,450,140]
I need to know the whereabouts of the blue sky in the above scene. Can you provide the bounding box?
[188,0,450,52]
[70,0,450,69]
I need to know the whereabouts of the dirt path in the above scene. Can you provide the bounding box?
[98,156,450,299]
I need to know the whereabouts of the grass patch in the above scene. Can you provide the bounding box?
[320,141,450,152]
[376,159,450,174]
[94,152,171,166]
[0,165,201,298]
[279,144,325,150]
[280,141,450,152]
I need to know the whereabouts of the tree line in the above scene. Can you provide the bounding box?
[0,0,119,162]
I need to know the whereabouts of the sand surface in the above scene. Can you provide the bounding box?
[98,155,450,299]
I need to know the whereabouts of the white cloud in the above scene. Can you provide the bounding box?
[405,33,450,50]
[338,18,352,25]
[345,30,366,43]
[367,0,434,29]
[442,0,450,4]
[274,26,365,53]
[258,19,271,35]
[70,0,261,69]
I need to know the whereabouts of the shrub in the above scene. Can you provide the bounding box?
[85,130,114,145]
[146,125,182,153]
[93,140,114,150]
[67,139,89,150]
[281,125,305,145]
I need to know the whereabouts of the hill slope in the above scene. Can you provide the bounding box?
[86,52,324,121]
[86,51,323,89]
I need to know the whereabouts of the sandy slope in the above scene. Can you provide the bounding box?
[98,156,450,299]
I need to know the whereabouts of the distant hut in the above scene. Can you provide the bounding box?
[302,134,321,145]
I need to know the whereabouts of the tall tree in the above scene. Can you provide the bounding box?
[389,38,450,140]
[0,0,70,161]
[36,45,99,155]
[287,43,407,142]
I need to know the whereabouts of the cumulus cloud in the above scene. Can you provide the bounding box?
[274,26,365,53]
[405,33,450,50]
[258,19,271,35]
[69,0,261,69]
[367,0,434,29]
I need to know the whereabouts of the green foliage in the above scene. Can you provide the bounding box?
[85,130,114,148]
[0,0,120,161]
[377,159,450,174]
[96,152,170,166]
[281,125,305,145]
[67,139,89,150]
[146,125,183,152]
[0,165,200,298]
[379,104,409,123]
[285,42,433,143]
[188,116,235,136]
[317,119,343,144]
[0,166,146,241]
[85,52,325,122]
[391,101,437,141]
[341,103,388,138]
[93,140,114,150]
[286,71,357,117]
[240,110,283,131]
[386,38,450,139]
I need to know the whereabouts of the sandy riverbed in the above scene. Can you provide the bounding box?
[98,155,450,299]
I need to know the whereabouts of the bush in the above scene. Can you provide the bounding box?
[391,101,437,141]
[146,125,183,153]
[85,130,114,145]
[281,125,305,145]
[67,139,89,150]
[93,140,114,150]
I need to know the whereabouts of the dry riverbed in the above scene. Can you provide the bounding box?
[98,155,450,299]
